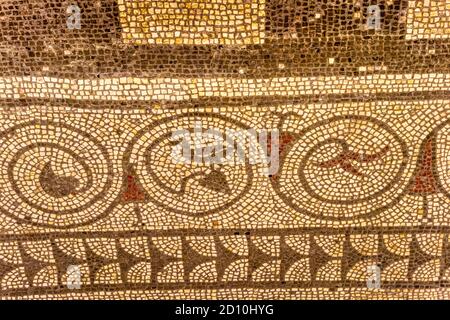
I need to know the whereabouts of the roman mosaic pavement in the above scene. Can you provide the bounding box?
[0,0,448,300]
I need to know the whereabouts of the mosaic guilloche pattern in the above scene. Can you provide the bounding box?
[0,0,448,300]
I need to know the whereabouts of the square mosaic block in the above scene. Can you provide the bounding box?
[117,0,266,45]
[406,0,450,39]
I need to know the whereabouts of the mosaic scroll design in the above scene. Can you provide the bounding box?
[271,115,410,220]
[0,111,448,228]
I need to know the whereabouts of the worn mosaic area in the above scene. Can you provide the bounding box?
[0,0,449,300]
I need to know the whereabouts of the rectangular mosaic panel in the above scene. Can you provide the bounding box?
[118,0,266,45]
[0,0,448,301]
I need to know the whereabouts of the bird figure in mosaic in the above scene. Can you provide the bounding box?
[39,162,80,197]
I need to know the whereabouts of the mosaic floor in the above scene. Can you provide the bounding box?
[0,0,449,300]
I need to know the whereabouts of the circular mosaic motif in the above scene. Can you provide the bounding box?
[125,113,254,216]
[0,121,116,228]
[273,116,410,220]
